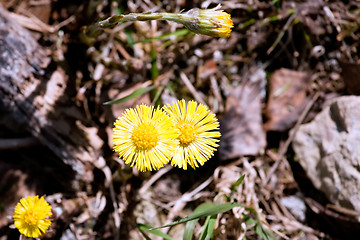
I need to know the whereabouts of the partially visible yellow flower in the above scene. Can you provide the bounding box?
[85,4,233,40]
[181,4,233,37]
[13,195,52,239]
[113,104,179,172]
[163,100,221,170]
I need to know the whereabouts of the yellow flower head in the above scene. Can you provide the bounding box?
[163,100,221,170]
[183,4,233,38]
[13,195,52,239]
[113,104,179,172]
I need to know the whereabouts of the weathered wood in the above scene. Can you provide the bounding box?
[0,6,98,178]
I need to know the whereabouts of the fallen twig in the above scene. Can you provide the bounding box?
[265,91,320,184]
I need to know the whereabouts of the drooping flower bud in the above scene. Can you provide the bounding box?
[180,4,233,38]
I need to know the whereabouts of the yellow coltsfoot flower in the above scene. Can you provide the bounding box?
[163,100,221,170]
[83,4,233,42]
[13,195,52,239]
[180,4,234,38]
[113,104,179,172]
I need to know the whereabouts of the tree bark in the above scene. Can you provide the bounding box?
[0,6,98,180]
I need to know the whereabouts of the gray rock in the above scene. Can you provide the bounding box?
[281,195,306,222]
[292,96,360,212]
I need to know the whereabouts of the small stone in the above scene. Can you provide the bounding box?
[281,195,306,222]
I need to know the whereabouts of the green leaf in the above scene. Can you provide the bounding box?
[244,217,275,240]
[255,223,270,240]
[255,221,276,240]
[239,18,255,30]
[113,4,134,46]
[133,29,191,44]
[138,223,173,240]
[150,202,243,230]
[245,217,257,226]
[199,214,217,240]
[151,86,163,107]
[231,175,245,191]
[138,230,152,240]
[183,203,215,240]
[183,219,197,240]
[125,27,135,46]
[103,85,155,105]
[151,47,159,80]
[206,215,217,239]
[199,216,210,240]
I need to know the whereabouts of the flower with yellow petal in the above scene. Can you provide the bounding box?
[163,100,221,170]
[113,104,179,172]
[13,195,52,239]
[179,4,233,38]
[84,4,233,41]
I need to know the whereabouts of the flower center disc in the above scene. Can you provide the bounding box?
[24,210,38,226]
[178,123,196,146]
[131,123,158,150]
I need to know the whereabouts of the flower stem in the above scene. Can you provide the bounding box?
[80,5,233,44]
[81,12,195,45]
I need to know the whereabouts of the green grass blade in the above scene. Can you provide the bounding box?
[183,203,216,240]
[231,175,245,191]
[199,215,211,240]
[103,85,155,105]
[151,85,163,107]
[206,215,217,240]
[199,214,217,240]
[183,219,197,240]
[125,27,135,46]
[150,202,242,230]
[138,230,152,240]
[245,215,275,240]
[151,47,159,80]
[115,4,135,46]
[255,223,271,240]
[133,29,190,44]
[138,223,173,240]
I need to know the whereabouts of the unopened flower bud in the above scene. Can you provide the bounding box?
[181,4,233,37]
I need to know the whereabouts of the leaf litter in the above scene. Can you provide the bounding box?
[1,0,359,239]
